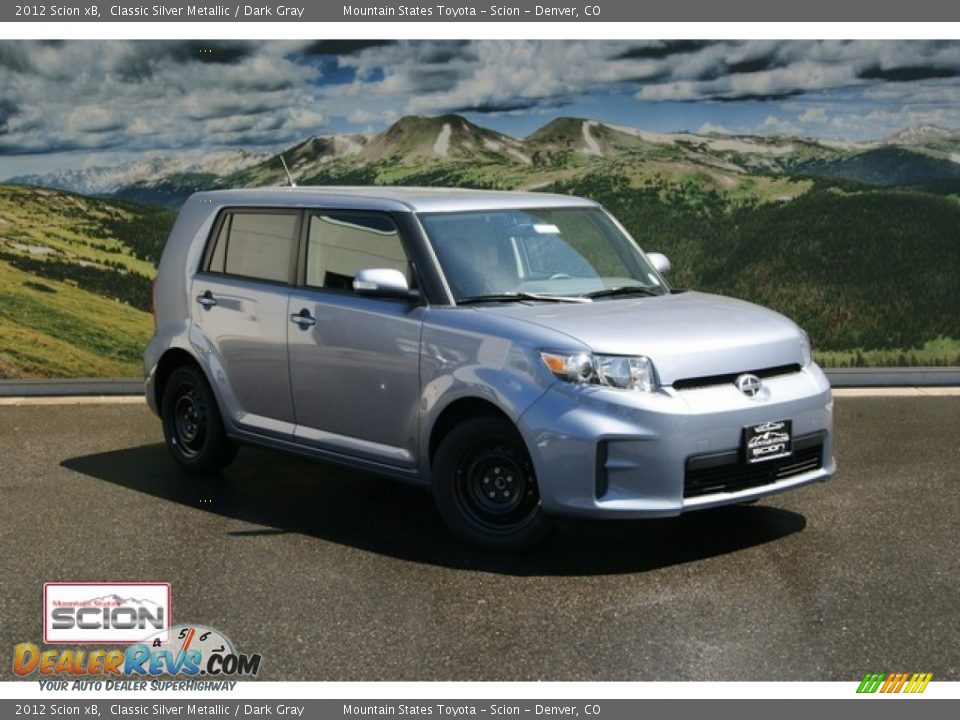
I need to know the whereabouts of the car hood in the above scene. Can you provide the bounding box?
[482,291,805,385]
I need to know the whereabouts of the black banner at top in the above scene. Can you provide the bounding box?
[5,0,960,22]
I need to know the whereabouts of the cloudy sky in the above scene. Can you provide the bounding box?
[1,39,959,177]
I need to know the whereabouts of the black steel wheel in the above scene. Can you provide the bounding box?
[160,364,237,474]
[172,385,206,458]
[433,416,553,550]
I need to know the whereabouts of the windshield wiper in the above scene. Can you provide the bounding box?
[457,292,592,305]
[582,285,660,300]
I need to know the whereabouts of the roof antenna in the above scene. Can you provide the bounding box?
[279,154,297,187]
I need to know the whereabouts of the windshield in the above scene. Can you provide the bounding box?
[418,207,667,302]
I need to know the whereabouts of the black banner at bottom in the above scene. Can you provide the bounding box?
[1,699,956,720]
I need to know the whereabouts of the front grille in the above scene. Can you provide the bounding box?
[684,434,824,499]
[672,363,802,391]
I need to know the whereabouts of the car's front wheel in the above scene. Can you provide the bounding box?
[160,365,237,474]
[432,416,553,550]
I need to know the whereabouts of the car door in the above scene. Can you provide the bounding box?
[287,210,424,469]
[191,209,300,438]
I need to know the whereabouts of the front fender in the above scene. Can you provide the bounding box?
[418,308,584,474]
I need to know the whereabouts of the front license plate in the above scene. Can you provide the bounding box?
[744,419,792,464]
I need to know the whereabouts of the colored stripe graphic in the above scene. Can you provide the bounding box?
[857,673,885,693]
[907,673,933,693]
[857,672,932,694]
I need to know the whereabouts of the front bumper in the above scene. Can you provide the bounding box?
[517,364,835,519]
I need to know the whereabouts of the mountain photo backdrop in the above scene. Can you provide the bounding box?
[1,40,959,377]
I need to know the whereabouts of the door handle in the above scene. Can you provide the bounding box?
[290,308,316,328]
[197,290,217,308]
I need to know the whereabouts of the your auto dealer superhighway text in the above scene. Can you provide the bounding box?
[111,5,306,17]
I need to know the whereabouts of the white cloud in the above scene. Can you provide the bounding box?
[285,108,325,131]
[760,115,802,136]
[799,107,828,124]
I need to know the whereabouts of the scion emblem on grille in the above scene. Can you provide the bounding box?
[735,373,763,397]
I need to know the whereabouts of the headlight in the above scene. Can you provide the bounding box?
[799,330,812,367]
[540,351,657,392]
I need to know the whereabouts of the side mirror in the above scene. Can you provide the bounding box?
[353,268,416,299]
[647,252,671,274]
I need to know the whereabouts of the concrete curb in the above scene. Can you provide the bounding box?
[0,396,146,406]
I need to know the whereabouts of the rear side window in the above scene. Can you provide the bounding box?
[306,212,411,292]
[205,211,298,283]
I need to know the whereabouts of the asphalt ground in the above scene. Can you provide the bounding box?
[1,396,957,681]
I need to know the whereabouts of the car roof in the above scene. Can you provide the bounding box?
[188,186,600,214]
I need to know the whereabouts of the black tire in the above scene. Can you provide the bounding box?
[160,364,237,474]
[432,416,553,550]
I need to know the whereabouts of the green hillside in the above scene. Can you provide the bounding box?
[0,185,174,377]
[794,147,960,192]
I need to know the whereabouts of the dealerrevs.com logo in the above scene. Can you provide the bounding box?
[44,582,172,644]
[15,624,262,684]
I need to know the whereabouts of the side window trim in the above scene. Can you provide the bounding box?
[198,207,303,286]
[219,213,232,273]
[199,210,229,274]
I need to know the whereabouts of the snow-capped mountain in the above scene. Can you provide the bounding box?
[885,125,959,146]
[12,149,268,195]
[356,114,528,164]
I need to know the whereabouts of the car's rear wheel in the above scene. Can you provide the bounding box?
[432,416,553,550]
[160,365,237,474]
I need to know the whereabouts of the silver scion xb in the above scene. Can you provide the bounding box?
[144,187,835,550]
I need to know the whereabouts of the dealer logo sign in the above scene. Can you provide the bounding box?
[44,582,172,644]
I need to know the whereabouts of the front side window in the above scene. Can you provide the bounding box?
[306,212,412,292]
[418,207,666,300]
[206,211,298,283]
